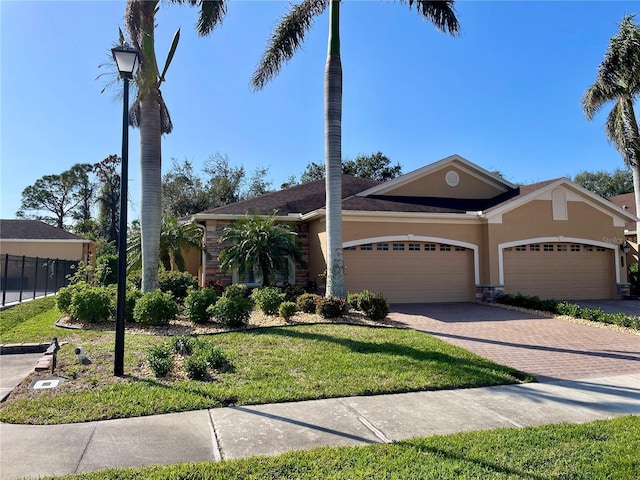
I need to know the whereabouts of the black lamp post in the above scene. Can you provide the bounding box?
[112,45,139,377]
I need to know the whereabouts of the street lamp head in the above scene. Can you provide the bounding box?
[111,45,139,79]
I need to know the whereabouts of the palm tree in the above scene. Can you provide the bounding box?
[125,0,227,292]
[251,0,459,298]
[218,212,304,287]
[583,15,640,236]
[127,215,204,272]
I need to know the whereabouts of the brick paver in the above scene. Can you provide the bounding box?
[388,303,640,382]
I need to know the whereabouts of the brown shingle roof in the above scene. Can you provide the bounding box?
[607,192,637,231]
[0,219,87,241]
[197,175,381,216]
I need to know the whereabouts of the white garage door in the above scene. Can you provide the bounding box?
[503,243,615,300]
[344,241,474,303]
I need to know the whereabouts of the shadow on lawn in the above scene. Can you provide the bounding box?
[257,326,533,383]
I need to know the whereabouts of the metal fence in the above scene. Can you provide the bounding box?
[0,254,80,307]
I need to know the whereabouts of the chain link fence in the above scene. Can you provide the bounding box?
[1,254,79,307]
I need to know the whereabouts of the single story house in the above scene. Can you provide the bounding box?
[0,219,94,263]
[188,155,638,303]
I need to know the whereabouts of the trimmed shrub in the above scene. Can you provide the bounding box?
[282,284,305,302]
[279,301,297,321]
[184,354,209,380]
[57,282,86,315]
[125,288,143,322]
[70,286,113,323]
[208,296,252,327]
[346,292,362,311]
[158,271,199,301]
[316,296,346,319]
[251,287,285,315]
[358,290,390,321]
[297,293,321,314]
[184,288,218,324]
[133,291,178,326]
[223,284,248,299]
[147,343,173,377]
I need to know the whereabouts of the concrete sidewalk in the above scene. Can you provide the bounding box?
[1,373,638,480]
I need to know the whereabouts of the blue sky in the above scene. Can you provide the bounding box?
[1,1,638,220]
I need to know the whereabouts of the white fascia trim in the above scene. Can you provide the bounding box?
[0,238,91,244]
[497,236,621,285]
[356,154,515,197]
[191,213,302,222]
[343,234,480,285]
[301,209,484,223]
[485,178,638,224]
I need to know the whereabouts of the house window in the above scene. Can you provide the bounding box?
[393,243,405,251]
[570,244,580,252]
[530,244,540,251]
[236,258,292,286]
[557,244,568,252]
[360,244,372,251]
[408,243,421,251]
[424,244,436,251]
[515,245,526,252]
[344,246,356,251]
[377,243,389,251]
[440,244,451,251]
[543,244,554,252]
[584,245,594,252]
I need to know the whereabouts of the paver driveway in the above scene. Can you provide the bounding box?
[388,303,640,382]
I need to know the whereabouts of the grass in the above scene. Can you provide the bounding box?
[37,416,640,479]
[0,321,532,424]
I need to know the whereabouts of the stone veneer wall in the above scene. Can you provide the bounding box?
[475,285,504,303]
[617,283,631,299]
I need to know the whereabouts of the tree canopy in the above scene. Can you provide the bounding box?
[573,168,633,197]
[17,163,94,230]
[299,152,402,184]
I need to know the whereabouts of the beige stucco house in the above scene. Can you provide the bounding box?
[0,219,94,263]
[189,155,637,303]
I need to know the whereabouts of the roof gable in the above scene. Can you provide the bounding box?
[357,154,516,200]
[484,178,638,225]
[0,219,88,241]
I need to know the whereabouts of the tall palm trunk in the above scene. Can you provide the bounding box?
[325,0,344,298]
[139,97,162,292]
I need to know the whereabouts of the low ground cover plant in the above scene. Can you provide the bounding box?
[279,301,297,321]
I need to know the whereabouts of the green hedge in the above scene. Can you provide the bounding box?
[496,294,640,331]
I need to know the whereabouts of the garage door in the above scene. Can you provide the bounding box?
[503,243,615,300]
[344,241,474,303]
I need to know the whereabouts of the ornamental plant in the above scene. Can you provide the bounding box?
[133,291,178,326]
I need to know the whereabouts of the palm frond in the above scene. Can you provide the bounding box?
[582,78,617,120]
[251,0,329,91]
[168,0,227,36]
[404,0,460,36]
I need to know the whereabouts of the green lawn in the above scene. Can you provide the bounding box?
[0,299,533,425]
[39,416,640,479]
